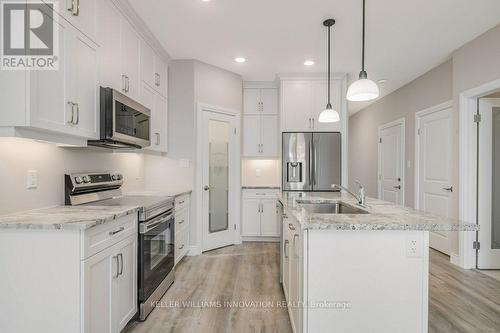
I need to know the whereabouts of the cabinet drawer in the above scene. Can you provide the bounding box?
[175,194,190,211]
[175,208,189,234]
[242,189,279,199]
[83,213,137,259]
[175,228,189,264]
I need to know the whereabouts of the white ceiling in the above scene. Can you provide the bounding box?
[129,0,500,113]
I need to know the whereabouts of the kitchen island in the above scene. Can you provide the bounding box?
[278,192,478,333]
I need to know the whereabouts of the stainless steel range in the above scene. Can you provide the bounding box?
[65,172,175,321]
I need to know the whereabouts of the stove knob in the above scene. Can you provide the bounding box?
[75,176,83,184]
[83,176,91,183]
[112,174,118,181]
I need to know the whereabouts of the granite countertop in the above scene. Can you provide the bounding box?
[0,205,140,231]
[125,190,192,197]
[278,192,479,232]
[242,186,280,190]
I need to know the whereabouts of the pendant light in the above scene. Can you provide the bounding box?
[346,0,379,102]
[318,19,340,123]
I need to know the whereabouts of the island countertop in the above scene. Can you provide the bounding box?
[278,191,478,231]
[0,205,140,231]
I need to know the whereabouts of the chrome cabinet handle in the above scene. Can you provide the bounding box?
[126,76,130,92]
[109,226,125,236]
[178,200,185,205]
[122,74,127,92]
[288,223,295,231]
[67,102,75,124]
[67,0,79,16]
[179,244,185,250]
[443,186,453,192]
[393,185,401,190]
[114,255,120,278]
[204,186,210,191]
[178,219,185,225]
[118,253,123,276]
[293,234,299,256]
[312,118,315,128]
[75,103,80,125]
[155,133,160,145]
[284,239,289,259]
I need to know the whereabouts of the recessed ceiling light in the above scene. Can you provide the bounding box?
[304,60,315,66]
[234,57,246,63]
[201,0,211,2]
[377,79,388,84]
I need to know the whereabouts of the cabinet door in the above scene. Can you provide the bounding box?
[83,248,114,333]
[261,88,278,114]
[60,0,97,42]
[96,0,121,90]
[120,19,140,100]
[243,89,261,114]
[282,81,313,131]
[312,80,342,132]
[72,33,98,138]
[260,199,278,236]
[282,219,291,300]
[30,13,70,133]
[241,198,261,236]
[155,57,168,97]
[242,115,261,157]
[288,226,298,333]
[140,40,156,89]
[154,94,168,152]
[113,236,137,333]
[260,115,279,157]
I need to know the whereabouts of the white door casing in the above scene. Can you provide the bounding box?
[477,98,500,269]
[201,109,239,251]
[415,102,454,255]
[378,119,405,205]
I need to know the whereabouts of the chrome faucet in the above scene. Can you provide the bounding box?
[332,181,366,207]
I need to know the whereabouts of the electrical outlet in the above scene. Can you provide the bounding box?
[255,168,261,177]
[406,237,422,258]
[27,170,38,189]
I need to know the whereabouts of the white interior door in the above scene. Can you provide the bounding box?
[477,98,500,269]
[202,110,238,251]
[378,120,404,205]
[416,105,454,255]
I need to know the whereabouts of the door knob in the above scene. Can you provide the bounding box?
[204,186,210,191]
[393,185,401,190]
[442,186,453,192]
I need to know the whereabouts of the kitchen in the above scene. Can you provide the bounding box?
[1,0,500,333]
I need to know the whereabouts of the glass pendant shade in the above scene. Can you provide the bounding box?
[347,77,380,102]
[318,104,340,123]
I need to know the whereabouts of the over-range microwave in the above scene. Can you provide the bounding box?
[88,87,151,149]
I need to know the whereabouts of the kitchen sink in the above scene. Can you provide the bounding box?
[298,202,369,214]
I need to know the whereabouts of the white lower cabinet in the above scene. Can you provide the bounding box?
[284,215,303,333]
[83,229,137,333]
[241,189,279,239]
[175,194,191,265]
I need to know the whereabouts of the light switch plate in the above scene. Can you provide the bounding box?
[27,170,38,189]
[406,237,422,258]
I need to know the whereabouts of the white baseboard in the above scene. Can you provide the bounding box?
[187,245,202,256]
[450,252,461,267]
[241,236,279,243]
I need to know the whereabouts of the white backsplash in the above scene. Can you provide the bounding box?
[241,159,280,187]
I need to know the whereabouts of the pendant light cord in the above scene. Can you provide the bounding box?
[362,0,366,73]
[327,24,331,106]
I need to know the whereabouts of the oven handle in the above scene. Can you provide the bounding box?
[139,212,174,234]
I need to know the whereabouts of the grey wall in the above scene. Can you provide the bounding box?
[348,60,453,207]
[349,23,500,258]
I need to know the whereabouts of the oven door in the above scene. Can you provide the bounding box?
[111,89,151,148]
[138,210,175,302]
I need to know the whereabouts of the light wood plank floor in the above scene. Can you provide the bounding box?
[126,244,500,333]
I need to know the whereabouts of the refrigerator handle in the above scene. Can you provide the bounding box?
[310,139,315,186]
[314,138,319,186]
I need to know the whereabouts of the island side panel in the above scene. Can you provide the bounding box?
[306,230,429,333]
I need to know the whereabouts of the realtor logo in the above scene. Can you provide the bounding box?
[1,0,59,70]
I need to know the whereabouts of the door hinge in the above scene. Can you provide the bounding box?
[234,128,237,135]
[234,224,236,230]
[379,138,382,143]
[473,241,480,250]
[417,128,421,135]
[474,114,482,123]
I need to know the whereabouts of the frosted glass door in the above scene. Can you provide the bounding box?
[208,120,229,233]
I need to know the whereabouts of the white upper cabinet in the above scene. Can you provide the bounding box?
[140,41,168,97]
[120,19,141,101]
[141,83,168,153]
[244,88,278,115]
[281,78,342,132]
[242,87,279,157]
[45,0,97,42]
[96,0,121,90]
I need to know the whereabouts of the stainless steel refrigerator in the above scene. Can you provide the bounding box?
[282,132,341,191]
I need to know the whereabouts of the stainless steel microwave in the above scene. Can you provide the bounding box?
[88,87,151,149]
